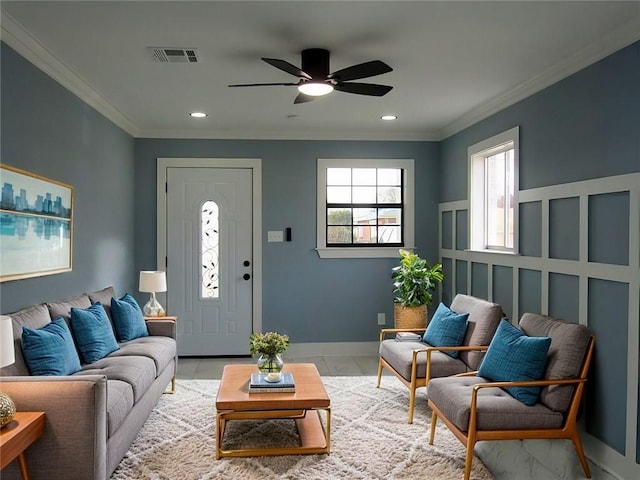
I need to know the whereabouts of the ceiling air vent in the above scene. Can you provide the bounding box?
[149,47,200,63]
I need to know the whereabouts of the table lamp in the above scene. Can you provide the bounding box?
[139,271,167,317]
[0,314,16,427]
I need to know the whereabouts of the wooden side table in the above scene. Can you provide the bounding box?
[0,411,45,480]
[145,315,178,393]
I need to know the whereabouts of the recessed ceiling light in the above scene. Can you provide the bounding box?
[380,115,397,121]
[190,112,207,118]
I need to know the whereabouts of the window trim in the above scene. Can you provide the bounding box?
[316,158,415,258]
[468,127,519,254]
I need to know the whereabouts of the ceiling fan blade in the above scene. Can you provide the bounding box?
[262,58,312,80]
[334,83,393,96]
[294,92,316,104]
[228,82,299,87]
[328,60,392,82]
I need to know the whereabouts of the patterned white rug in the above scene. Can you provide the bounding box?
[110,376,493,479]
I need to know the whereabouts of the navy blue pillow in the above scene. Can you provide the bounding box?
[21,317,81,375]
[478,319,552,405]
[423,302,469,358]
[111,294,148,342]
[70,303,119,364]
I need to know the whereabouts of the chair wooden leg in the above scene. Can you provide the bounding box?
[376,359,383,388]
[464,438,475,480]
[429,411,437,445]
[408,386,416,424]
[571,433,592,478]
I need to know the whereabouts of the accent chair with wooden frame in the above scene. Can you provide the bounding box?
[377,294,504,423]
[427,313,595,480]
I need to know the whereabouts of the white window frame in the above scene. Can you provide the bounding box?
[316,158,415,259]
[468,127,519,254]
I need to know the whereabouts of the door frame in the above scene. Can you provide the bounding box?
[156,157,262,335]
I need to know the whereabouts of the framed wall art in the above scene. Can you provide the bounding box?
[0,164,74,282]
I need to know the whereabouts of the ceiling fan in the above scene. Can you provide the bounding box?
[228,48,393,104]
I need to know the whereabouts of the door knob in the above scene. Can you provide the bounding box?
[243,273,251,281]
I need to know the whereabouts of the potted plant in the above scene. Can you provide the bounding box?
[249,331,290,380]
[392,249,444,328]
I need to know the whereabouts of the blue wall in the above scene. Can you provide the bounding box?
[134,139,440,343]
[0,43,136,312]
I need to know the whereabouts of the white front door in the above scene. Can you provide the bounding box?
[166,167,253,355]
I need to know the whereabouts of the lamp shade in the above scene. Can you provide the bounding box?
[0,315,15,368]
[139,271,167,293]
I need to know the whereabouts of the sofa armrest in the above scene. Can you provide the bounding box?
[145,317,176,339]
[0,375,108,480]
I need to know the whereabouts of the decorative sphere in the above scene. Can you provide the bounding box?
[0,392,16,427]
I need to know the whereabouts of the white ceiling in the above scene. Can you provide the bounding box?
[2,1,639,141]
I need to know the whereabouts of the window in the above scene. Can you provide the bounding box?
[201,200,219,298]
[317,159,414,258]
[469,127,519,253]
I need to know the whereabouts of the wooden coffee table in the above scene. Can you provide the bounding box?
[215,363,331,459]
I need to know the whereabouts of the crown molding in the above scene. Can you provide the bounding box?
[438,16,640,141]
[136,127,439,141]
[0,12,139,137]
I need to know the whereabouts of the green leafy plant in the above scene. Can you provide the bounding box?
[249,331,290,356]
[392,249,444,307]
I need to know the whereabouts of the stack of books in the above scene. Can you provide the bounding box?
[395,332,422,342]
[248,372,296,393]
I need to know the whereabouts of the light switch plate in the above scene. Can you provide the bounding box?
[267,230,283,242]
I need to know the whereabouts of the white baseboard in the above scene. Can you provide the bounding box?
[286,341,379,357]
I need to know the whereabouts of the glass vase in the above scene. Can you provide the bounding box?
[257,353,284,381]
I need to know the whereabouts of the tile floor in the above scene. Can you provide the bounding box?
[176,354,383,380]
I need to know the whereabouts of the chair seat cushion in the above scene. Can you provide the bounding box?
[427,376,564,431]
[423,303,469,358]
[379,339,467,381]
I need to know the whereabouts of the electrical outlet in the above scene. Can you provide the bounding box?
[377,313,386,325]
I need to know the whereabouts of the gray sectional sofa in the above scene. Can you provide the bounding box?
[0,286,178,480]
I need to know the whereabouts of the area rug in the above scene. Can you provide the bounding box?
[110,376,493,479]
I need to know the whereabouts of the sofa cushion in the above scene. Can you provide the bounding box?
[105,379,135,437]
[450,294,503,370]
[519,313,591,412]
[478,320,551,406]
[0,304,51,376]
[110,336,176,377]
[379,339,467,381]
[70,303,119,364]
[88,286,117,323]
[427,376,564,431]
[46,294,92,325]
[76,355,156,402]
[423,303,469,358]
[21,318,81,376]
[111,294,148,342]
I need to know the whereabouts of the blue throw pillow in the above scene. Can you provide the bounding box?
[70,303,119,364]
[478,319,552,405]
[22,317,81,375]
[111,294,148,342]
[423,302,469,358]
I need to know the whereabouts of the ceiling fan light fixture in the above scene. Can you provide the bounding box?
[298,82,334,96]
